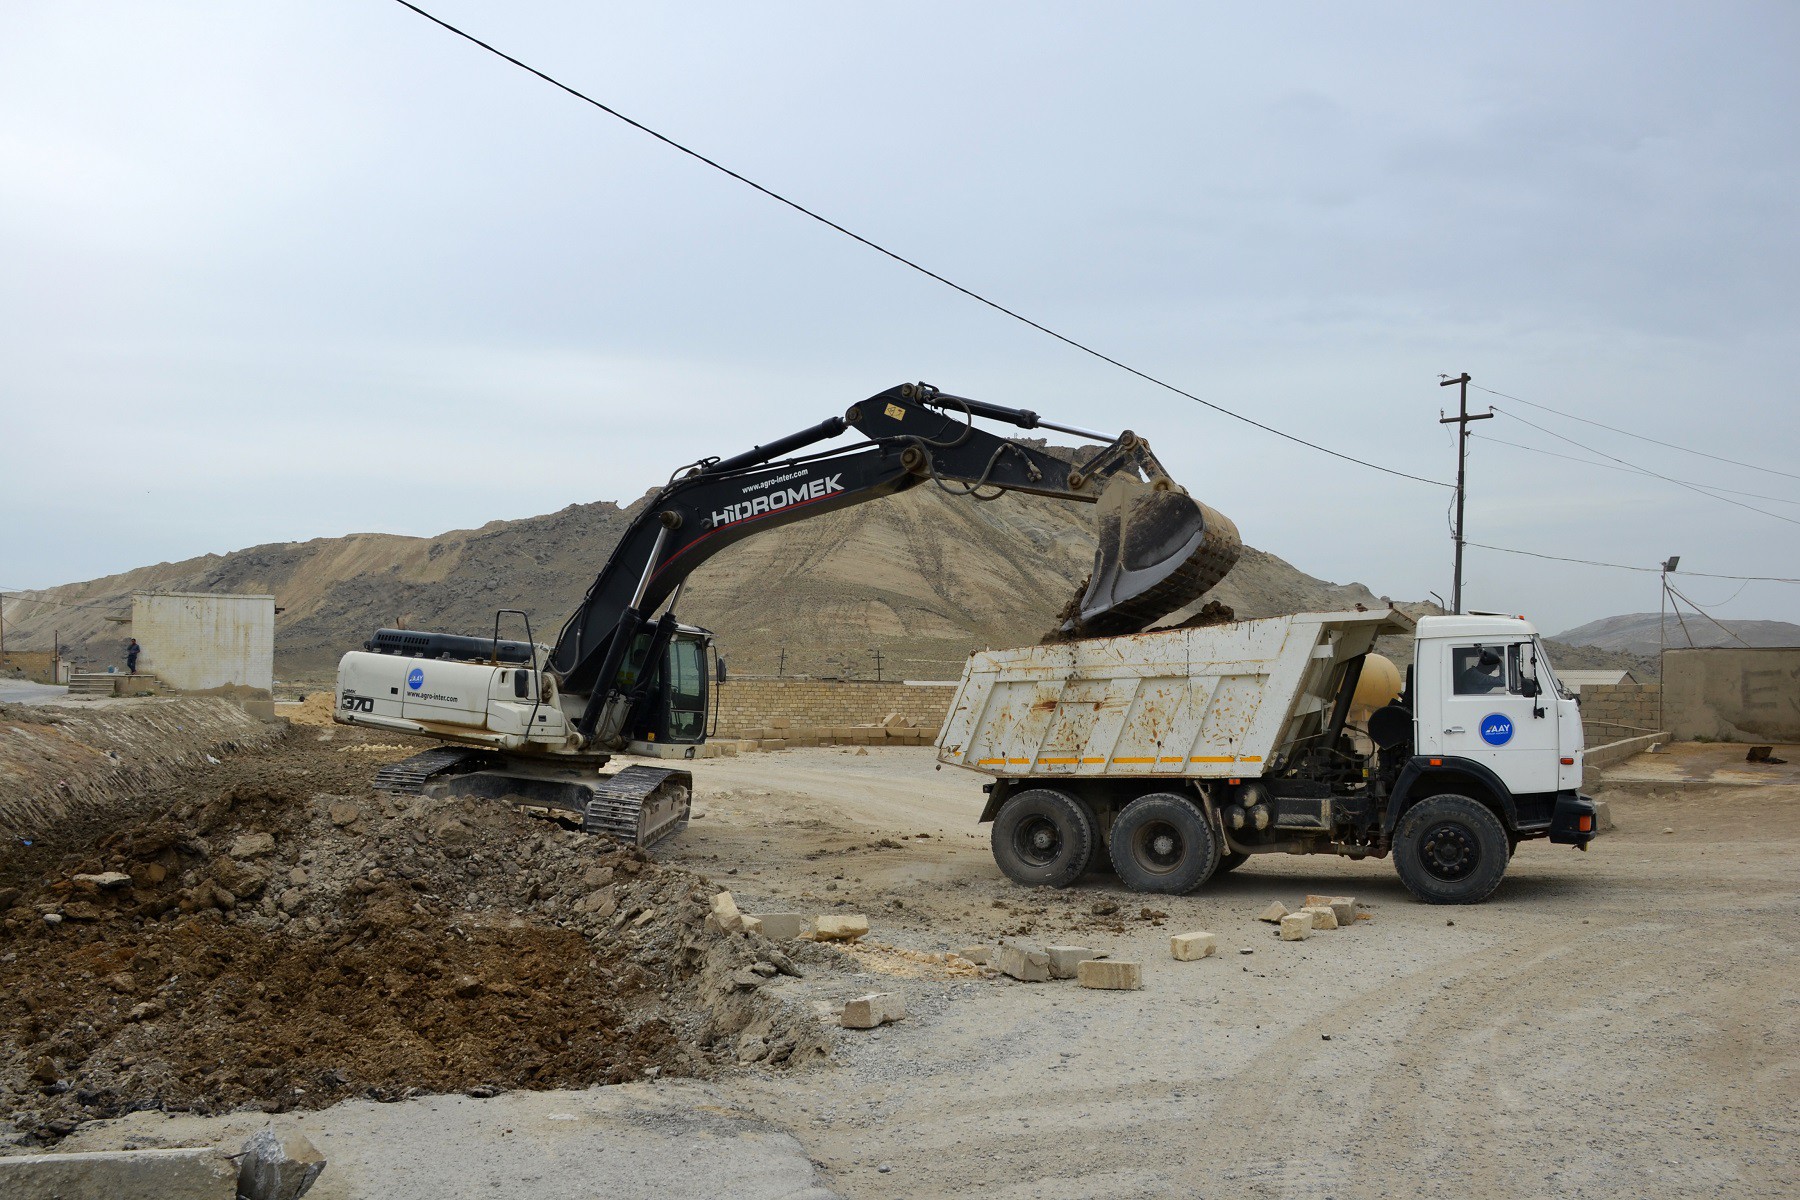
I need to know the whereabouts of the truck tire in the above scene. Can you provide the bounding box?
[991,789,1096,889]
[1393,793,1510,905]
[1109,793,1220,894]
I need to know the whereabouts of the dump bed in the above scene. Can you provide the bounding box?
[936,609,1414,780]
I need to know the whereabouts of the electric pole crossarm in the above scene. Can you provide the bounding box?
[1438,373,1493,614]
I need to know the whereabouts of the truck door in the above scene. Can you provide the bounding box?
[1437,641,1560,794]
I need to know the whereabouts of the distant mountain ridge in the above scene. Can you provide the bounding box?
[1553,612,1800,658]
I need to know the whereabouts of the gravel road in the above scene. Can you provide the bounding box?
[38,741,1800,1198]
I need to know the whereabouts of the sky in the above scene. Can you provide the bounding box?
[3,0,1797,635]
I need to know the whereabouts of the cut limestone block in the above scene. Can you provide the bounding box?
[841,992,906,1029]
[762,739,788,751]
[751,913,812,941]
[1305,895,1357,926]
[1076,959,1143,990]
[237,1128,327,1200]
[814,914,870,941]
[1258,902,1289,923]
[0,1148,238,1200]
[1594,799,1614,832]
[707,891,747,934]
[740,916,763,936]
[1170,931,1217,961]
[1045,946,1103,979]
[957,945,991,965]
[1299,905,1339,931]
[998,944,1052,982]
[1279,912,1313,941]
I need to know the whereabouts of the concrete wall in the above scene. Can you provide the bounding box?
[1578,683,1663,746]
[715,679,955,736]
[131,593,275,693]
[1664,647,1800,742]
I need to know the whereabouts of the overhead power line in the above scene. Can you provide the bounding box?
[1491,407,1799,526]
[1473,384,1800,483]
[386,0,1451,490]
[1472,433,1800,507]
[1465,542,1800,584]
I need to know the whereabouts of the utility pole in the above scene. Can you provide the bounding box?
[1438,373,1492,614]
[1659,556,1679,731]
[776,646,787,678]
[870,647,886,683]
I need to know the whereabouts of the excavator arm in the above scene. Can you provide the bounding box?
[533,382,1240,746]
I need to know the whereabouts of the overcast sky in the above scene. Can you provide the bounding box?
[4,1,1797,635]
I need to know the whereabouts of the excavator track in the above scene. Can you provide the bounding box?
[372,746,490,794]
[582,765,692,849]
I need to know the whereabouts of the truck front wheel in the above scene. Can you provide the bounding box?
[991,789,1096,889]
[1393,793,1510,905]
[1109,793,1220,894]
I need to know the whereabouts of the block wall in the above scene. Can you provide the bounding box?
[1578,683,1664,745]
[715,679,955,736]
[1664,648,1800,742]
[131,593,276,693]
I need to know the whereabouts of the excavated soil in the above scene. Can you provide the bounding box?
[0,721,828,1142]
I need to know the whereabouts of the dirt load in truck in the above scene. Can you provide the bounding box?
[936,608,1601,904]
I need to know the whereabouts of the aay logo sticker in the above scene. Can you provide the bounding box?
[1480,713,1514,746]
[406,667,424,691]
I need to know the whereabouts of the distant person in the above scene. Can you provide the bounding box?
[125,638,140,675]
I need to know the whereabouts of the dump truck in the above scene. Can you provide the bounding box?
[937,608,1602,904]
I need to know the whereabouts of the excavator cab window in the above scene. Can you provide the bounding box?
[665,636,707,742]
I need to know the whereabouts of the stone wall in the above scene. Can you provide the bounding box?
[715,679,956,737]
[1664,647,1800,742]
[0,650,59,684]
[1578,683,1664,746]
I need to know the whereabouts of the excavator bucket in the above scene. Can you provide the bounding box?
[1059,476,1242,639]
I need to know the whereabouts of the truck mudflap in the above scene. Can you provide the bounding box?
[1548,791,1600,848]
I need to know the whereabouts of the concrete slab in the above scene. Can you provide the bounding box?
[0,1147,236,1199]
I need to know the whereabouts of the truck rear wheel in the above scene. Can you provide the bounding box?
[1393,793,1509,905]
[1109,793,1220,894]
[991,789,1096,889]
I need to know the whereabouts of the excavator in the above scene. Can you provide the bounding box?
[334,382,1240,848]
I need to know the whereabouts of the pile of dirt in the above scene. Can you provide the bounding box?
[0,728,828,1142]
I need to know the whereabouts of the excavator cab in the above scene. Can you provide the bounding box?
[618,626,715,746]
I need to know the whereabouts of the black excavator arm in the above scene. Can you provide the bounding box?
[531,382,1239,747]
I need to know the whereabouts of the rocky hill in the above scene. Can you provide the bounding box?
[8,480,1400,682]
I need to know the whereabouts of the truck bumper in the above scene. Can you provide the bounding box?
[1548,791,1600,847]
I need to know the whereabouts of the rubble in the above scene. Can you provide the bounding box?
[236,1129,327,1200]
[1299,905,1340,931]
[1280,913,1313,941]
[749,912,813,941]
[957,944,991,965]
[814,914,871,941]
[1258,902,1289,923]
[1305,895,1358,926]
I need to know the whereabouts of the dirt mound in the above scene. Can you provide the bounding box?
[0,729,827,1142]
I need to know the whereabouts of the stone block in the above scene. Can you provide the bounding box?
[1045,946,1102,978]
[1594,799,1614,832]
[750,912,812,941]
[1299,905,1339,931]
[1305,895,1357,926]
[956,944,991,965]
[0,1148,238,1200]
[761,739,788,751]
[740,915,763,935]
[814,914,870,941]
[1279,912,1312,941]
[997,943,1052,982]
[1170,931,1217,961]
[1076,959,1142,990]
[1258,902,1288,923]
[769,716,791,729]
[706,891,747,934]
[841,992,906,1029]
[237,1128,327,1200]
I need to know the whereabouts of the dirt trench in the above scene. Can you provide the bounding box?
[0,720,829,1142]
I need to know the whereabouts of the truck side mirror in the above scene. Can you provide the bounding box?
[716,657,729,684]
[1520,677,1540,698]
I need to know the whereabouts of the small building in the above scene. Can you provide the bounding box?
[130,592,275,693]
[1556,669,1637,695]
